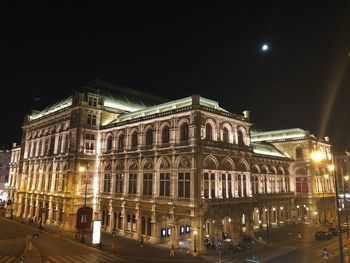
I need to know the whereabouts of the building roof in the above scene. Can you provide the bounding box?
[31,96,73,120]
[251,128,309,143]
[252,143,290,158]
[107,95,229,125]
[30,79,168,120]
[81,79,168,112]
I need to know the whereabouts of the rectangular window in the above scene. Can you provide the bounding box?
[203,173,209,198]
[228,174,232,197]
[87,114,91,126]
[84,133,95,153]
[57,135,62,154]
[54,173,59,191]
[296,177,301,192]
[44,138,49,154]
[92,115,97,126]
[301,177,308,192]
[128,173,137,194]
[222,174,226,198]
[178,173,190,198]
[143,173,153,195]
[88,97,98,107]
[159,173,170,196]
[116,174,124,193]
[210,173,215,198]
[104,174,111,192]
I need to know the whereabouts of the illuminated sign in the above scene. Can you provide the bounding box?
[92,220,101,244]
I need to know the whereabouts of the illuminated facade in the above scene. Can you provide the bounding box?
[251,129,336,224]
[8,79,328,253]
[0,149,11,202]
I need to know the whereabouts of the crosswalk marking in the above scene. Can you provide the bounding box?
[0,256,16,263]
[46,252,123,263]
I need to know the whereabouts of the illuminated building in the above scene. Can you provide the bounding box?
[251,129,336,224]
[8,79,323,253]
[0,149,10,202]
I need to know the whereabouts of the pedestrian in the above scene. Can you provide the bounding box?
[322,248,329,261]
[140,236,144,247]
[19,256,24,263]
[112,227,117,237]
[169,243,175,257]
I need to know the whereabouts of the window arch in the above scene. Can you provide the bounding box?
[180,122,189,141]
[106,135,113,151]
[162,126,170,144]
[223,127,229,143]
[295,147,303,159]
[131,131,138,148]
[118,133,125,150]
[238,130,244,146]
[145,128,153,146]
[206,123,213,140]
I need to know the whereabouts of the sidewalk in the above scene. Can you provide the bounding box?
[12,216,207,262]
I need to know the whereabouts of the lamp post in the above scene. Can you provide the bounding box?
[193,229,198,253]
[328,164,344,263]
[79,166,88,243]
[38,169,43,229]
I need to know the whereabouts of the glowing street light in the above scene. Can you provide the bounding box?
[311,151,324,162]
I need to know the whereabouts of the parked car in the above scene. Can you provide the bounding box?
[315,230,332,240]
[328,227,339,236]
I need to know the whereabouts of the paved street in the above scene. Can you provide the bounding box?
[1,217,348,263]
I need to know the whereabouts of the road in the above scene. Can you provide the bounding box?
[0,217,207,263]
[218,222,348,263]
[1,217,348,263]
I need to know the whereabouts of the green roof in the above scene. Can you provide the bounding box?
[82,79,168,112]
[31,96,73,120]
[108,96,228,124]
[252,143,290,158]
[251,128,309,142]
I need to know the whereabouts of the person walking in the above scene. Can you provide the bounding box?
[140,236,144,248]
[322,248,329,261]
[169,243,175,257]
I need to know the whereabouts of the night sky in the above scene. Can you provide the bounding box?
[2,1,350,151]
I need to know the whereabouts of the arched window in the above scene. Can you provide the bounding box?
[180,122,189,141]
[131,132,138,148]
[162,126,170,144]
[206,123,213,140]
[238,130,244,146]
[106,135,113,151]
[118,134,125,150]
[295,147,303,159]
[223,127,229,143]
[145,128,153,146]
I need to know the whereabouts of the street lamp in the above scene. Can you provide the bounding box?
[193,230,198,253]
[79,166,88,243]
[328,164,344,263]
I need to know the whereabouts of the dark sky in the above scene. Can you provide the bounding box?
[2,1,350,150]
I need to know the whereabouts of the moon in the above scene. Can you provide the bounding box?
[261,44,269,52]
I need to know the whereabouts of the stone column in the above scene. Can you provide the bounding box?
[120,202,126,235]
[150,204,159,243]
